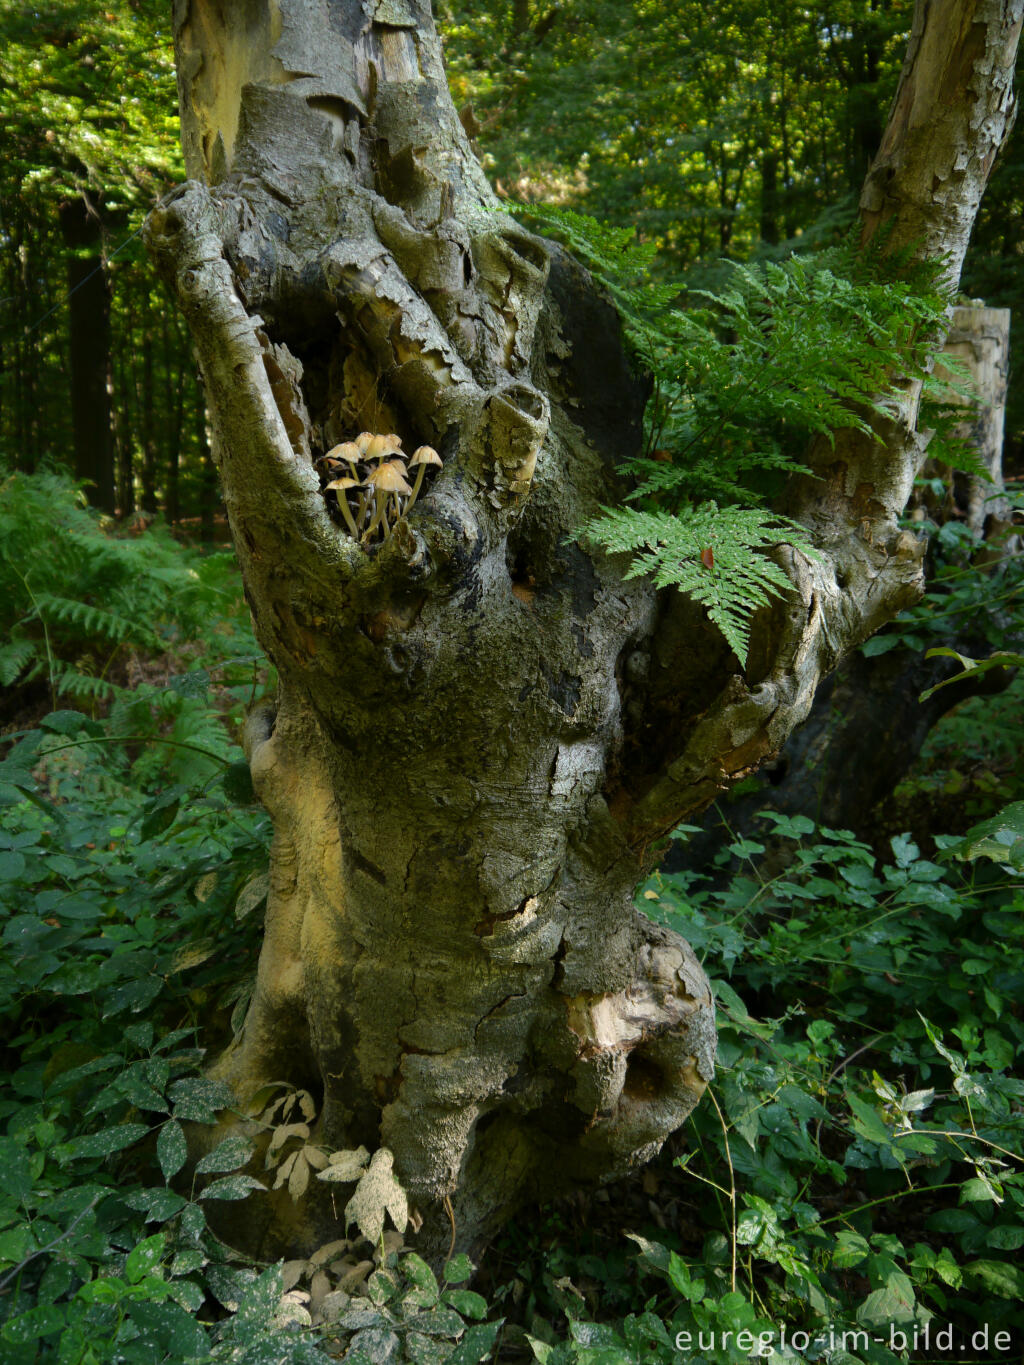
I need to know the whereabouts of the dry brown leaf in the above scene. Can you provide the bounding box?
[273,1150,298,1190]
[308,1238,350,1269]
[303,1144,329,1171]
[337,1260,374,1294]
[235,872,269,921]
[267,1122,311,1167]
[288,1150,311,1200]
[280,1259,308,1293]
[309,1269,331,1310]
[344,1148,408,1244]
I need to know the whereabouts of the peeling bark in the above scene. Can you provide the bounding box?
[147,0,1020,1260]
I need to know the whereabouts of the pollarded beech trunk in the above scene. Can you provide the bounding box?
[146,0,1020,1260]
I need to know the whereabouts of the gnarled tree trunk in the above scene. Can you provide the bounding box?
[145,0,1020,1261]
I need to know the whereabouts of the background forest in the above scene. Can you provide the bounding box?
[1,2,1023,1363]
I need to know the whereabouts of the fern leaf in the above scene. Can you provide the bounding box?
[0,637,38,687]
[579,503,817,664]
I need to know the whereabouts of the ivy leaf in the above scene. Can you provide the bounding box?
[195,1136,255,1175]
[199,1174,266,1201]
[445,1322,503,1363]
[167,1077,235,1123]
[157,1120,188,1181]
[125,1233,165,1285]
[55,1123,150,1162]
[0,1138,33,1200]
[345,1148,408,1244]
[443,1289,488,1320]
[442,1253,475,1284]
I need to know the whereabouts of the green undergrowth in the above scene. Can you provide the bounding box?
[4,701,1022,1362]
[0,465,263,722]
[0,709,511,1362]
[484,816,1024,1365]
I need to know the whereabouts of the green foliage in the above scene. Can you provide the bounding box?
[484,814,1024,1363]
[0,709,508,1363]
[0,467,260,712]
[0,709,282,1362]
[0,2,179,223]
[863,505,1024,665]
[518,205,960,664]
[442,0,912,267]
[574,503,812,664]
[0,2,200,512]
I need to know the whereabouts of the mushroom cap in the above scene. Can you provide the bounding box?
[409,445,443,468]
[355,431,374,454]
[366,460,412,496]
[384,432,404,449]
[324,476,361,491]
[327,442,363,465]
[366,433,399,460]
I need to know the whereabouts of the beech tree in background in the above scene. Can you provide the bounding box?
[145,0,1020,1259]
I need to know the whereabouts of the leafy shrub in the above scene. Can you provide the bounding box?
[495,814,1024,1363]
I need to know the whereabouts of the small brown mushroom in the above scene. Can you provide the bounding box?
[324,476,362,539]
[331,441,364,466]
[366,433,397,461]
[355,431,374,454]
[319,442,362,479]
[363,460,412,541]
[406,446,443,510]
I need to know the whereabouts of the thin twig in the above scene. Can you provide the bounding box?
[706,1087,737,1294]
[0,1196,101,1294]
[443,1194,456,1266]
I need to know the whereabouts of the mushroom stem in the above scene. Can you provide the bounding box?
[357,485,373,534]
[337,493,360,540]
[364,499,389,542]
[405,463,428,514]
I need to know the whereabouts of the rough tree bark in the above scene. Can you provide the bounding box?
[145,0,1020,1260]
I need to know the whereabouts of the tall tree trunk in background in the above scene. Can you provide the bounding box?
[146,0,1019,1262]
[163,312,185,523]
[59,197,115,514]
[942,306,1012,534]
[112,321,134,516]
[141,310,159,516]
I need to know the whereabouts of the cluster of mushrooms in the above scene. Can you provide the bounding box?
[316,432,442,544]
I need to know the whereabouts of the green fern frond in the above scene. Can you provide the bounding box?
[31,593,159,649]
[580,503,818,664]
[0,637,39,687]
[54,668,120,702]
